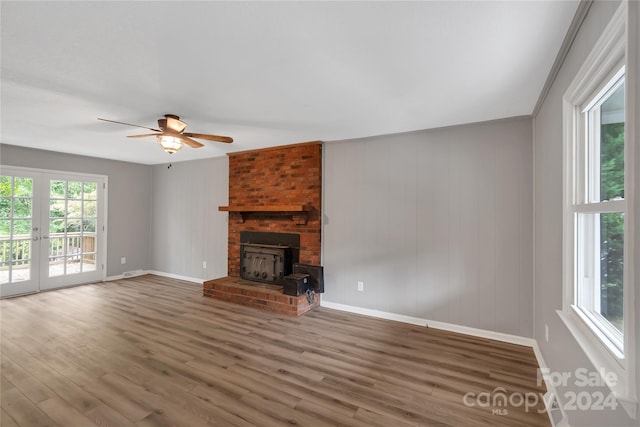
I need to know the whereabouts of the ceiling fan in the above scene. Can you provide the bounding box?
[98,114,233,154]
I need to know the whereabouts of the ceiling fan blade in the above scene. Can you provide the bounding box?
[98,118,161,132]
[179,135,205,148]
[183,132,233,143]
[126,133,159,138]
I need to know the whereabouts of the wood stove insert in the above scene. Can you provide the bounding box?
[239,231,299,285]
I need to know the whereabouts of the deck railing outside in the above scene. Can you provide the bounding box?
[0,233,96,267]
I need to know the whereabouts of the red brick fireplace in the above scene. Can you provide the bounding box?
[203,141,322,315]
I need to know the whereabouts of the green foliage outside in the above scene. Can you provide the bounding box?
[1,177,34,266]
[0,177,33,236]
[47,181,98,259]
[600,122,624,331]
[1,180,98,264]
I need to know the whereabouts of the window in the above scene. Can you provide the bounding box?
[574,70,626,355]
[560,2,636,418]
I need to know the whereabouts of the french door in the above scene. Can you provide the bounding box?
[0,167,106,297]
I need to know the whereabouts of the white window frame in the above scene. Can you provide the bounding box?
[560,1,637,418]
[574,68,626,354]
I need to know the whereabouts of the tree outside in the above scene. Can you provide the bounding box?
[600,121,624,332]
[1,179,98,267]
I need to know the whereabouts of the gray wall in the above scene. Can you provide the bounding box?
[0,144,152,277]
[149,157,228,281]
[323,117,533,337]
[534,1,639,426]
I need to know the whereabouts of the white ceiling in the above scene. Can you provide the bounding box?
[1,1,579,165]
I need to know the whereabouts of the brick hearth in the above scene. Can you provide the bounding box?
[203,142,322,316]
[203,277,319,316]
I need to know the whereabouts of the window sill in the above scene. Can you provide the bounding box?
[557,309,637,418]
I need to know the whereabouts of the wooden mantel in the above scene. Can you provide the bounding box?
[218,205,310,225]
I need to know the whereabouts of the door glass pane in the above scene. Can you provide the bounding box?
[13,177,32,197]
[83,219,96,233]
[0,176,11,196]
[0,220,10,236]
[0,175,33,286]
[68,181,82,199]
[48,179,99,279]
[0,262,8,285]
[13,198,32,218]
[49,180,65,279]
[83,236,96,254]
[49,219,64,233]
[49,256,65,277]
[11,240,30,282]
[50,200,65,217]
[67,232,81,259]
[11,239,30,261]
[67,200,82,217]
[50,180,66,198]
[49,234,64,257]
[12,219,31,235]
[0,198,10,218]
[67,258,82,275]
[66,219,81,232]
[83,201,97,218]
[0,227,9,285]
[83,182,97,200]
[82,253,96,272]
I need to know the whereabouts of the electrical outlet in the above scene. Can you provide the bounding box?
[545,323,549,342]
[203,261,207,269]
[120,257,126,265]
[357,281,364,292]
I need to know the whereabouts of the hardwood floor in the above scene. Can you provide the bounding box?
[0,275,550,427]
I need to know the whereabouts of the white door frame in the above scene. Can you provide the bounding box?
[0,167,42,297]
[0,166,108,297]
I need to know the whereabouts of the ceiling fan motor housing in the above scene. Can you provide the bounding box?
[159,114,187,133]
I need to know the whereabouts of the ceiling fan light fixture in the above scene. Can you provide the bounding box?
[157,135,183,154]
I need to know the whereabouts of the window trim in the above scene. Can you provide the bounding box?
[560,1,637,418]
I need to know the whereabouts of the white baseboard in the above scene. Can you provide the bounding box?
[320,301,428,326]
[320,300,536,348]
[428,318,536,347]
[105,269,146,281]
[532,341,570,427]
[106,270,202,284]
[146,270,203,284]
[532,340,549,373]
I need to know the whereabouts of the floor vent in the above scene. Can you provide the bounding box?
[123,270,144,278]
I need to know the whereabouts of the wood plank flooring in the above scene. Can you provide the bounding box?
[0,275,550,427]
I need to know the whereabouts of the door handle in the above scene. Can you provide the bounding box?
[32,237,39,241]
[42,236,49,239]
